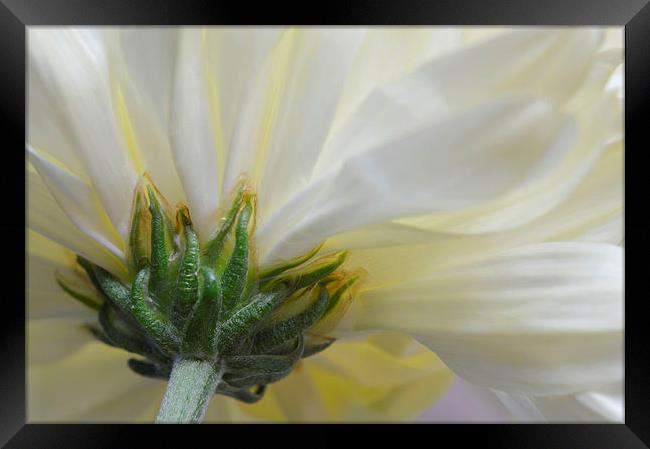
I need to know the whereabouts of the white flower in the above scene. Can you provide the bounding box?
[27,26,623,422]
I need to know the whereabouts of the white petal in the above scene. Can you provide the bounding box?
[27,163,127,276]
[494,383,623,422]
[27,230,105,320]
[79,380,164,422]
[336,135,622,290]
[396,50,622,235]
[253,29,366,218]
[28,342,155,421]
[106,28,186,205]
[28,59,87,178]
[351,242,623,395]
[315,29,602,173]
[535,140,622,244]
[329,28,464,137]
[28,28,138,237]
[259,96,575,262]
[416,377,513,422]
[28,146,125,262]
[170,28,282,239]
[28,319,95,365]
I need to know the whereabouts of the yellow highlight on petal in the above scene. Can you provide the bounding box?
[253,29,298,181]
[114,84,144,176]
[202,32,227,192]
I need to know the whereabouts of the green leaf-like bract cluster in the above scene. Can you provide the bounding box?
[70,181,356,404]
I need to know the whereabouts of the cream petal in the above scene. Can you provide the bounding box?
[106,28,186,205]
[315,29,601,173]
[28,319,95,365]
[397,48,622,236]
[28,60,87,178]
[28,342,151,421]
[534,140,622,244]
[27,230,101,320]
[27,164,127,276]
[332,135,622,290]
[329,28,464,137]
[114,28,178,126]
[170,28,282,239]
[204,333,453,422]
[259,96,575,262]
[311,333,451,389]
[494,383,623,422]
[28,147,125,262]
[231,334,452,422]
[28,28,138,237]
[253,29,367,219]
[351,242,622,396]
[416,377,513,422]
[80,379,165,422]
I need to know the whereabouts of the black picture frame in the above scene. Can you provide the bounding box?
[3,0,649,446]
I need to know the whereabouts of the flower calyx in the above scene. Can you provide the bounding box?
[60,177,363,404]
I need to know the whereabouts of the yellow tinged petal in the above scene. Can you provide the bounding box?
[113,84,145,176]
[209,334,454,422]
[28,342,151,421]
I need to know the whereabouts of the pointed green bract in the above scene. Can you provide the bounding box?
[255,285,329,352]
[147,185,177,313]
[263,251,348,293]
[128,358,169,379]
[259,243,322,283]
[322,275,360,316]
[98,303,155,357]
[173,210,200,328]
[181,266,222,357]
[129,268,179,353]
[55,270,103,311]
[302,338,334,358]
[61,176,362,407]
[217,287,288,355]
[203,182,246,267]
[221,199,254,314]
[78,257,131,312]
[128,185,150,273]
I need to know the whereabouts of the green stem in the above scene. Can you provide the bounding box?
[155,358,220,423]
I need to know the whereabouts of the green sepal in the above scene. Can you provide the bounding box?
[255,285,329,352]
[127,185,151,274]
[77,257,131,312]
[215,383,266,404]
[221,198,254,314]
[127,358,170,379]
[181,266,223,358]
[83,323,114,347]
[55,270,103,311]
[98,302,154,356]
[129,268,180,353]
[146,185,177,313]
[172,209,200,328]
[222,336,303,388]
[60,177,362,409]
[216,287,287,355]
[258,244,322,284]
[203,182,246,267]
[322,275,359,317]
[301,337,334,358]
[223,334,303,374]
[263,251,347,293]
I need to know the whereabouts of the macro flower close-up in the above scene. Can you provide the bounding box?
[26,26,623,423]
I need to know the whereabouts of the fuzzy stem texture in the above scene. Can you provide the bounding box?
[155,358,220,423]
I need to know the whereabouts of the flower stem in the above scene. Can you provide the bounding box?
[155,358,219,423]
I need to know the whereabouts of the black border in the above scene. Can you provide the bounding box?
[3,0,649,446]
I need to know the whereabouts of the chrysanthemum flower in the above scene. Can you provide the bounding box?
[27,27,623,423]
